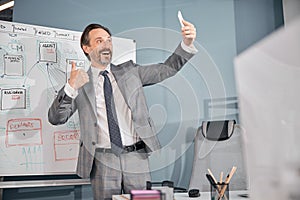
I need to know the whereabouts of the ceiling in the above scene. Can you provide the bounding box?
[0,0,13,21]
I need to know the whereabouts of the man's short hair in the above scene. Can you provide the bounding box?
[80,23,111,59]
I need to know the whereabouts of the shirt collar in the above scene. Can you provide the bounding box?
[91,64,111,79]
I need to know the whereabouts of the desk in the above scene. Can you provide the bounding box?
[0,179,90,189]
[113,190,249,200]
[175,191,248,200]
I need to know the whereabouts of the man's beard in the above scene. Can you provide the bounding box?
[90,48,112,66]
[98,48,112,66]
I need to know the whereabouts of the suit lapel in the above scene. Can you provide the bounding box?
[111,64,128,105]
[82,67,97,117]
[111,64,122,92]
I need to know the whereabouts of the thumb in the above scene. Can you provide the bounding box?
[71,62,76,71]
[182,19,192,27]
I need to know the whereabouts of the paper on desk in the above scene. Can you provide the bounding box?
[112,194,130,200]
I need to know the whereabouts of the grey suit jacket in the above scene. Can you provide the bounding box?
[48,43,194,178]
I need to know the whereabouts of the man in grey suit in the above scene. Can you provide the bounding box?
[48,18,197,199]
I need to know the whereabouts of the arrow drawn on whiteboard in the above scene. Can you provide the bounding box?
[0,46,8,78]
[46,62,57,93]
[45,62,67,94]
[0,46,8,54]
[22,61,39,87]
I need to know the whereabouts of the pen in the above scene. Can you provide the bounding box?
[206,174,217,188]
[207,169,218,184]
[220,171,223,183]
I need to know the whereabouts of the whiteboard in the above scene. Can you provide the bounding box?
[0,20,136,176]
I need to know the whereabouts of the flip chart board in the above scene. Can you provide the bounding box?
[0,20,136,176]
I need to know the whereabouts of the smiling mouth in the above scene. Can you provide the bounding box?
[101,51,111,56]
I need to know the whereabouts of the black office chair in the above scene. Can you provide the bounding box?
[189,120,248,191]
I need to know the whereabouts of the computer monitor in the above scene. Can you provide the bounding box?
[234,17,300,200]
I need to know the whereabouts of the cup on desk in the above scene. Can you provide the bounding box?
[210,182,229,200]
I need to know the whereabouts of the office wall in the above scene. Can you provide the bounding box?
[13,0,238,97]
[3,0,283,199]
[234,0,283,54]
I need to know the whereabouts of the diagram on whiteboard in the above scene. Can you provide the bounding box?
[0,20,136,175]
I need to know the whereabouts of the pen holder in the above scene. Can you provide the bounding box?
[210,182,229,200]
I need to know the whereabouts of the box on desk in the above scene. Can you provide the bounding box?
[131,190,163,200]
[112,190,164,200]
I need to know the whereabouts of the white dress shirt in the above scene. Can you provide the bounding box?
[91,65,138,148]
[65,65,138,148]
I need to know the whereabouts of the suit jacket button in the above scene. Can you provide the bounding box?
[92,141,96,145]
[94,122,97,127]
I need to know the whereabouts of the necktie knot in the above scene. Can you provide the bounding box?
[100,70,109,77]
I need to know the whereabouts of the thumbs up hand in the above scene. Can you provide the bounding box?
[68,62,89,90]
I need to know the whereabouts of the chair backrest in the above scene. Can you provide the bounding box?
[189,120,248,191]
